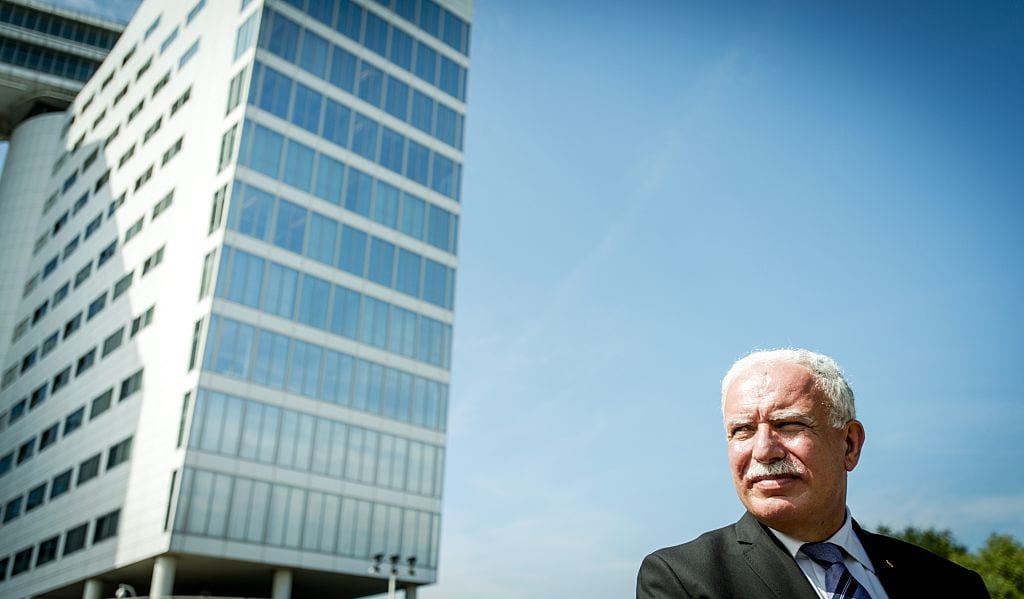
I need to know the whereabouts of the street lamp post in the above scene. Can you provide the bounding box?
[370,554,417,599]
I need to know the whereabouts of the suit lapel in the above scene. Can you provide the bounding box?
[853,520,906,597]
[735,513,821,599]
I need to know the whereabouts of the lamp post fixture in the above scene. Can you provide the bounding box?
[369,554,417,599]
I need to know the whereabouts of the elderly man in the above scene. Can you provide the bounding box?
[637,349,989,598]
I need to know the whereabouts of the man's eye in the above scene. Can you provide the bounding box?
[777,421,806,431]
[730,426,754,438]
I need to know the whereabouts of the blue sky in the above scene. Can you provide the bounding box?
[33,1,1024,597]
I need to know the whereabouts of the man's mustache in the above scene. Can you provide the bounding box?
[746,460,804,478]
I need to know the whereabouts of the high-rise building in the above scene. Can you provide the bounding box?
[0,0,470,597]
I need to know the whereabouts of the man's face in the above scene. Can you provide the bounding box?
[723,362,864,540]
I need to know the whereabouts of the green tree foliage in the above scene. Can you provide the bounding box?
[877,525,1024,599]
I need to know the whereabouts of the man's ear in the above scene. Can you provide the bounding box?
[844,420,865,471]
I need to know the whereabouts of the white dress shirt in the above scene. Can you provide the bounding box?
[767,511,890,599]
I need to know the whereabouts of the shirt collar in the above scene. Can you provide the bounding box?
[766,509,878,574]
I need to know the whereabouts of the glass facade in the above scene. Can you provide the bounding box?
[177,0,467,579]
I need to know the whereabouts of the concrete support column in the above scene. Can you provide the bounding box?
[405,585,418,599]
[271,568,292,599]
[82,579,103,599]
[149,555,177,599]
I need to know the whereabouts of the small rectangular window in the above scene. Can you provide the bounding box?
[152,71,170,96]
[152,191,173,218]
[52,366,71,393]
[90,389,113,419]
[109,193,126,216]
[124,217,144,243]
[51,469,73,499]
[17,438,35,464]
[36,536,59,566]
[11,546,32,575]
[161,137,183,165]
[107,437,132,469]
[26,484,47,511]
[29,384,47,409]
[98,240,117,267]
[113,272,133,299]
[142,246,165,275]
[102,327,125,357]
[63,235,80,259]
[127,100,144,123]
[87,292,107,319]
[64,523,89,555]
[118,144,136,168]
[208,185,227,233]
[73,191,90,214]
[131,306,154,336]
[75,262,93,287]
[143,116,162,143]
[179,40,200,68]
[134,165,154,191]
[41,332,59,356]
[188,318,203,369]
[217,123,237,172]
[77,454,101,485]
[4,496,24,523]
[136,55,153,80]
[64,312,82,338]
[94,509,120,543]
[39,423,59,451]
[119,369,143,400]
[75,348,96,375]
[64,407,85,436]
[160,27,179,54]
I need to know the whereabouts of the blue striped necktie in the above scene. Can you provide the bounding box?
[800,542,872,599]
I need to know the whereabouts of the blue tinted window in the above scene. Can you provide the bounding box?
[396,249,421,296]
[257,66,292,120]
[330,286,360,339]
[215,319,254,378]
[400,193,425,240]
[308,0,333,25]
[363,11,388,56]
[384,77,409,120]
[435,103,457,147]
[329,46,357,92]
[291,83,322,134]
[360,297,389,348]
[414,44,437,84]
[299,30,329,78]
[374,181,400,228]
[253,330,288,388]
[289,341,322,397]
[380,127,405,174]
[352,114,379,161]
[234,184,273,240]
[411,90,433,133]
[345,168,373,216]
[335,0,363,41]
[405,140,429,186]
[228,249,265,308]
[423,259,447,307]
[419,0,441,36]
[273,200,307,253]
[339,226,367,275]
[356,62,383,107]
[395,0,415,21]
[390,307,417,357]
[307,213,337,264]
[264,11,299,62]
[323,99,351,148]
[427,204,451,251]
[439,55,461,99]
[442,11,466,53]
[323,350,354,405]
[283,140,315,191]
[431,153,455,197]
[264,263,298,319]
[315,154,345,204]
[298,274,330,330]
[368,238,395,287]
[389,28,413,70]
[249,124,283,178]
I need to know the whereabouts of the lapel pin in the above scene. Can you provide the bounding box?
[885,559,894,568]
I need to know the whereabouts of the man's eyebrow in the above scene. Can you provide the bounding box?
[768,410,814,423]
[725,417,753,429]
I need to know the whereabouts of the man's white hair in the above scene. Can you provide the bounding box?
[721,348,856,428]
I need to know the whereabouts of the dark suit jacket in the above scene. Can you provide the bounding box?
[637,512,989,598]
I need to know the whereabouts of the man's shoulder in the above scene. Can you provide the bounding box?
[645,522,740,562]
[857,527,990,596]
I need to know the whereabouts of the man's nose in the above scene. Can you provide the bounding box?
[752,424,785,462]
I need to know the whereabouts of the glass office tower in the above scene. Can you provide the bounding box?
[0,0,469,597]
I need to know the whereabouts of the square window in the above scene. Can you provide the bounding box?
[26,483,47,511]
[39,423,59,451]
[64,407,85,435]
[90,389,113,419]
